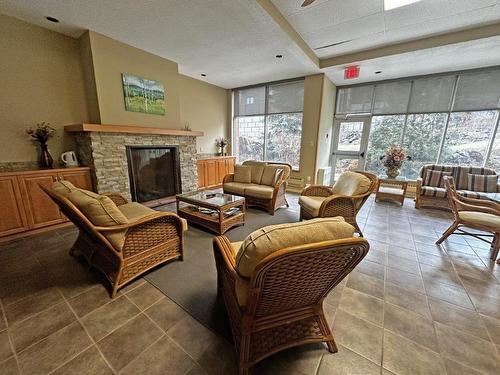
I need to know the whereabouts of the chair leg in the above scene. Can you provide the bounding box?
[238,334,251,375]
[491,233,500,263]
[436,223,458,245]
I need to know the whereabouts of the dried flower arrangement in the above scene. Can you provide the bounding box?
[25,122,56,168]
[215,137,230,156]
[380,146,410,178]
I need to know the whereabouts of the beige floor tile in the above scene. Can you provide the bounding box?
[384,282,431,318]
[17,321,92,375]
[355,260,385,280]
[82,295,140,341]
[126,282,165,310]
[0,356,20,375]
[68,284,112,318]
[460,274,500,300]
[120,336,196,375]
[339,288,383,326]
[387,246,417,261]
[317,345,380,375]
[332,309,383,365]
[0,330,13,362]
[269,344,326,375]
[416,252,453,269]
[346,271,384,299]
[4,286,63,325]
[386,267,425,294]
[435,322,500,375]
[51,346,113,375]
[428,298,489,340]
[469,293,500,320]
[481,314,500,346]
[364,248,386,265]
[419,263,462,287]
[97,314,163,371]
[444,358,485,375]
[387,254,421,275]
[383,302,439,352]
[10,301,75,353]
[383,331,445,375]
[423,279,474,310]
[145,297,189,333]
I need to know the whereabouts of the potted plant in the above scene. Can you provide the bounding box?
[380,146,409,178]
[26,122,56,168]
[215,137,229,156]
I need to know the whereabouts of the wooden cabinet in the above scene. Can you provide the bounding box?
[197,156,236,189]
[0,167,92,239]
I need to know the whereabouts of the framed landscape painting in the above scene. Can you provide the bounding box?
[122,73,165,115]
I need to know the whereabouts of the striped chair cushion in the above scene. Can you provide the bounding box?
[467,174,498,193]
[458,190,491,200]
[419,164,453,180]
[423,170,452,188]
[421,186,447,198]
[454,166,496,190]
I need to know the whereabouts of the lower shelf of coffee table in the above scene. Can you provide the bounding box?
[177,206,245,234]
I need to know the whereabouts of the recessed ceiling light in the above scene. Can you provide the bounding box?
[45,16,59,23]
[375,71,382,74]
[201,73,206,77]
[384,0,421,11]
[275,54,283,59]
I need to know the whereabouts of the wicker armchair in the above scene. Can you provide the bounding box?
[299,171,378,235]
[42,185,185,297]
[214,231,369,375]
[437,176,500,263]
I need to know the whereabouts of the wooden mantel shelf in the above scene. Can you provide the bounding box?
[64,123,204,137]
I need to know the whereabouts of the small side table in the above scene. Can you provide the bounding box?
[375,177,408,206]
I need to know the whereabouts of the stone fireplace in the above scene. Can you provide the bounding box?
[66,124,202,202]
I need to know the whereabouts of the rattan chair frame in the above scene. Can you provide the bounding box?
[222,162,292,215]
[213,236,369,375]
[41,186,184,297]
[436,176,500,263]
[299,171,378,236]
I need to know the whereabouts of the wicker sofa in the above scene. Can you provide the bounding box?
[42,180,185,297]
[416,164,500,210]
[222,160,291,214]
[213,217,369,375]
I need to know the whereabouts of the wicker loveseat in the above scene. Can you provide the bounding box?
[213,217,369,375]
[42,180,185,297]
[416,164,500,210]
[223,160,291,214]
[298,171,378,235]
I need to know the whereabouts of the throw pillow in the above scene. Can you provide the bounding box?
[233,165,252,184]
[467,174,498,193]
[67,189,128,226]
[52,180,77,196]
[424,170,452,188]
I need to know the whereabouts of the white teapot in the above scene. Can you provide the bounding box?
[61,151,79,167]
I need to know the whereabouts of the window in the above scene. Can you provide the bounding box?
[335,66,500,178]
[440,111,498,166]
[233,79,304,169]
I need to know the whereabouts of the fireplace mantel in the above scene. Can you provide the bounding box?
[65,123,204,137]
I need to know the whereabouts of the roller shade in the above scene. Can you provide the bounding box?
[409,75,455,113]
[453,69,500,111]
[336,85,374,114]
[373,81,411,114]
[267,80,304,114]
[234,86,266,116]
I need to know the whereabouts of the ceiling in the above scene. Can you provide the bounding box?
[1,0,500,88]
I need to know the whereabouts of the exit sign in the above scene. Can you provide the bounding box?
[344,66,360,80]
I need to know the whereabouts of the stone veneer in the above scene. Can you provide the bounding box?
[73,132,198,200]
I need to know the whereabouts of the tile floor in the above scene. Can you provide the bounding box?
[1,195,500,375]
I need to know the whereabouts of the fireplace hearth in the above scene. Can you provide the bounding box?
[126,145,181,203]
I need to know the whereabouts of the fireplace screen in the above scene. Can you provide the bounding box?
[126,146,181,203]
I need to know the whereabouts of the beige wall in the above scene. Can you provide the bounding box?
[315,75,336,180]
[178,75,228,154]
[0,14,89,163]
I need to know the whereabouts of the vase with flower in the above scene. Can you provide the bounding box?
[380,146,410,179]
[26,122,56,169]
[215,137,229,156]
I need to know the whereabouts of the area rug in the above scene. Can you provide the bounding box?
[145,206,300,340]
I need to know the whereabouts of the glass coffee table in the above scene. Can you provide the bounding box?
[176,191,245,234]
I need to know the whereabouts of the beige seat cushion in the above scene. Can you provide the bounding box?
[332,172,371,196]
[458,211,500,229]
[244,184,274,200]
[52,180,77,196]
[233,165,252,184]
[298,196,327,217]
[105,202,158,250]
[223,182,247,196]
[243,161,267,184]
[260,165,282,187]
[67,189,128,227]
[235,217,354,278]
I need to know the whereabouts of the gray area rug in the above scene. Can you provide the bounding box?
[145,206,300,340]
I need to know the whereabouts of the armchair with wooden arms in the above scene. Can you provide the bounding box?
[436,176,500,263]
[213,218,369,375]
[42,182,185,297]
[298,171,378,236]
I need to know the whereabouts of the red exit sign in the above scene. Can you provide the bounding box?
[344,66,360,80]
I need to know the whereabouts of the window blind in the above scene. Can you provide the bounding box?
[372,81,411,114]
[234,86,266,116]
[336,85,374,114]
[453,69,500,111]
[409,75,455,113]
[267,80,304,114]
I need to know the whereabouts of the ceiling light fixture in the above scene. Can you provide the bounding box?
[275,54,283,59]
[45,16,59,23]
[384,0,421,11]
[201,74,206,77]
[375,71,382,74]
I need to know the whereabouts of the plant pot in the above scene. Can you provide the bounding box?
[385,166,400,179]
[39,143,54,169]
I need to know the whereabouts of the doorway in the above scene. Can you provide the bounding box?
[330,116,371,183]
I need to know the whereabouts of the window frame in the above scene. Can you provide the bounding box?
[232,77,305,171]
